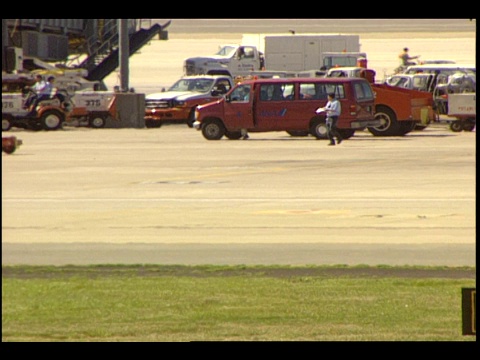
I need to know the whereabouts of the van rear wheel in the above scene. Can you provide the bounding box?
[310,120,328,139]
[202,119,225,140]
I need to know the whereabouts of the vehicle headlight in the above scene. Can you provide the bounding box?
[173,100,186,107]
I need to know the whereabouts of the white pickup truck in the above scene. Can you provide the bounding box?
[184,45,265,77]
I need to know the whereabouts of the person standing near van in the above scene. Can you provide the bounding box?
[318,93,343,146]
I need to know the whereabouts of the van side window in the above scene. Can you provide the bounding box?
[230,84,251,102]
[324,84,346,99]
[299,83,317,100]
[354,83,365,99]
[259,83,295,101]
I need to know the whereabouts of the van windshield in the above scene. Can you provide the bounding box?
[353,81,374,100]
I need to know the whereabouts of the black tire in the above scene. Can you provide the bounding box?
[225,131,242,140]
[337,129,355,139]
[201,119,225,140]
[398,120,417,135]
[462,119,476,132]
[286,130,310,137]
[368,106,401,136]
[450,121,463,132]
[2,115,13,132]
[89,115,107,128]
[40,110,64,130]
[310,119,328,139]
[145,120,161,128]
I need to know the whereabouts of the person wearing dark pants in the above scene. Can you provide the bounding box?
[322,93,343,146]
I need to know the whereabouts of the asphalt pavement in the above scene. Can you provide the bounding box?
[2,123,475,267]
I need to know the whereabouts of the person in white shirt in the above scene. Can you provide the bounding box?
[24,74,46,109]
[319,93,343,146]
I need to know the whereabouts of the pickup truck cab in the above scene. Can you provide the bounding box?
[144,75,234,128]
[193,77,380,140]
[385,73,435,92]
[184,45,264,77]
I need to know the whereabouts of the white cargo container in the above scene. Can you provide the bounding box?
[447,93,476,116]
[242,34,360,72]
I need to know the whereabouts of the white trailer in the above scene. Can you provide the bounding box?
[184,34,361,77]
[261,34,360,72]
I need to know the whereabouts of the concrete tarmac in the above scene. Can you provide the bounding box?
[2,123,475,267]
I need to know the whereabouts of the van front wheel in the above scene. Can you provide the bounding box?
[202,119,225,140]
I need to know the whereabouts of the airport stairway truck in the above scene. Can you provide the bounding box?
[183,34,362,78]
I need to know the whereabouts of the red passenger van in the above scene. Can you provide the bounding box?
[193,77,381,140]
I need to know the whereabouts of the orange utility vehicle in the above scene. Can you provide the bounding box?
[193,77,381,140]
[2,89,71,131]
[327,67,436,135]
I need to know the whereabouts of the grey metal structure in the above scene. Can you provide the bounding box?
[2,19,170,82]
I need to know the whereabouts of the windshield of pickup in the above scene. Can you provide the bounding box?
[169,78,214,93]
[215,46,237,57]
